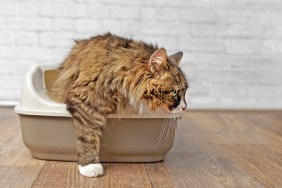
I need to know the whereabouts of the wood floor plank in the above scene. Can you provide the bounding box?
[145,162,174,188]
[32,162,153,188]
[0,108,45,188]
[162,113,265,188]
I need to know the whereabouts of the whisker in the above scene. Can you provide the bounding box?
[165,113,173,141]
[175,113,185,137]
[103,123,114,141]
[172,113,178,138]
[155,113,170,148]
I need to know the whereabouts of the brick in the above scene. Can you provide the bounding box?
[141,22,189,37]
[227,10,257,24]
[180,38,224,53]
[52,19,74,31]
[51,47,71,63]
[0,3,17,16]
[252,56,282,71]
[15,32,38,46]
[191,0,235,8]
[0,89,21,101]
[189,96,218,105]
[14,60,37,74]
[140,8,155,21]
[188,81,210,97]
[50,0,73,2]
[219,97,257,106]
[102,20,123,35]
[18,3,40,16]
[264,26,282,38]
[225,39,261,55]
[110,6,140,20]
[190,24,221,37]
[75,20,102,33]
[40,3,87,18]
[5,18,51,31]
[121,21,141,36]
[246,85,282,98]
[218,24,264,38]
[203,54,281,71]
[228,10,282,25]
[196,69,244,84]
[155,8,179,21]
[5,47,52,61]
[209,84,246,97]
[0,18,4,30]
[0,47,6,58]
[87,4,110,19]
[256,98,282,108]
[0,60,17,74]
[243,70,282,84]
[262,39,282,54]
[0,32,13,45]
[143,0,185,7]
[235,0,282,8]
[75,0,101,2]
[180,9,225,23]
[141,36,178,52]
[40,32,75,47]
[119,0,144,5]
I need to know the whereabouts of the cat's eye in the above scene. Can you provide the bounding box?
[172,90,178,96]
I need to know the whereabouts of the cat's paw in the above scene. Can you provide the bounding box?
[78,163,104,177]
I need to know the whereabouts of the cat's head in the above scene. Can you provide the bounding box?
[144,48,188,113]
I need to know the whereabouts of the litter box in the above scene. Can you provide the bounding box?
[14,64,181,162]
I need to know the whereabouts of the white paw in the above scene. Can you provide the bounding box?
[78,163,104,177]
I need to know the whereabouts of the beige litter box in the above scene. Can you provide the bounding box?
[14,64,181,162]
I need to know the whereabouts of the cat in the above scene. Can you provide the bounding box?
[49,32,188,177]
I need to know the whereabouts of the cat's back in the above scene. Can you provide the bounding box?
[74,33,157,63]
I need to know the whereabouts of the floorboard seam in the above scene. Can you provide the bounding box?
[30,160,47,188]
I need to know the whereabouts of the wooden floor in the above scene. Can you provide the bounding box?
[0,107,282,188]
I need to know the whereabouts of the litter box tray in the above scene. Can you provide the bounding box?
[14,64,180,162]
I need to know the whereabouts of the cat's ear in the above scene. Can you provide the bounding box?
[169,52,183,66]
[149,48,167,73]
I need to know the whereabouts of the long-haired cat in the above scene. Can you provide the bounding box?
[49,32,188,177]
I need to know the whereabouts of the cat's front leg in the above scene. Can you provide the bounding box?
[67,99,106,178]
[73,118,104,178]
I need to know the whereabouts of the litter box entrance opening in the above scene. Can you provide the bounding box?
[44,69,59,90]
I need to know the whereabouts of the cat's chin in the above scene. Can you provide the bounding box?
[161,105,183,114]
[171,107,183,114]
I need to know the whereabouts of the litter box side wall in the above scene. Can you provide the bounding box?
[19,115,77,161]
[19,114,177,162]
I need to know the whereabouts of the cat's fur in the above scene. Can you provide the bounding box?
[49,32,188,177]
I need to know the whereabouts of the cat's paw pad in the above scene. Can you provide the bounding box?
[78,163,103,177]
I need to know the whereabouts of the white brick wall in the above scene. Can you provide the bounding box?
[0,0,282,109]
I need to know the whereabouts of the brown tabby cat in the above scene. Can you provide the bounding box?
[49,32,188,177]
